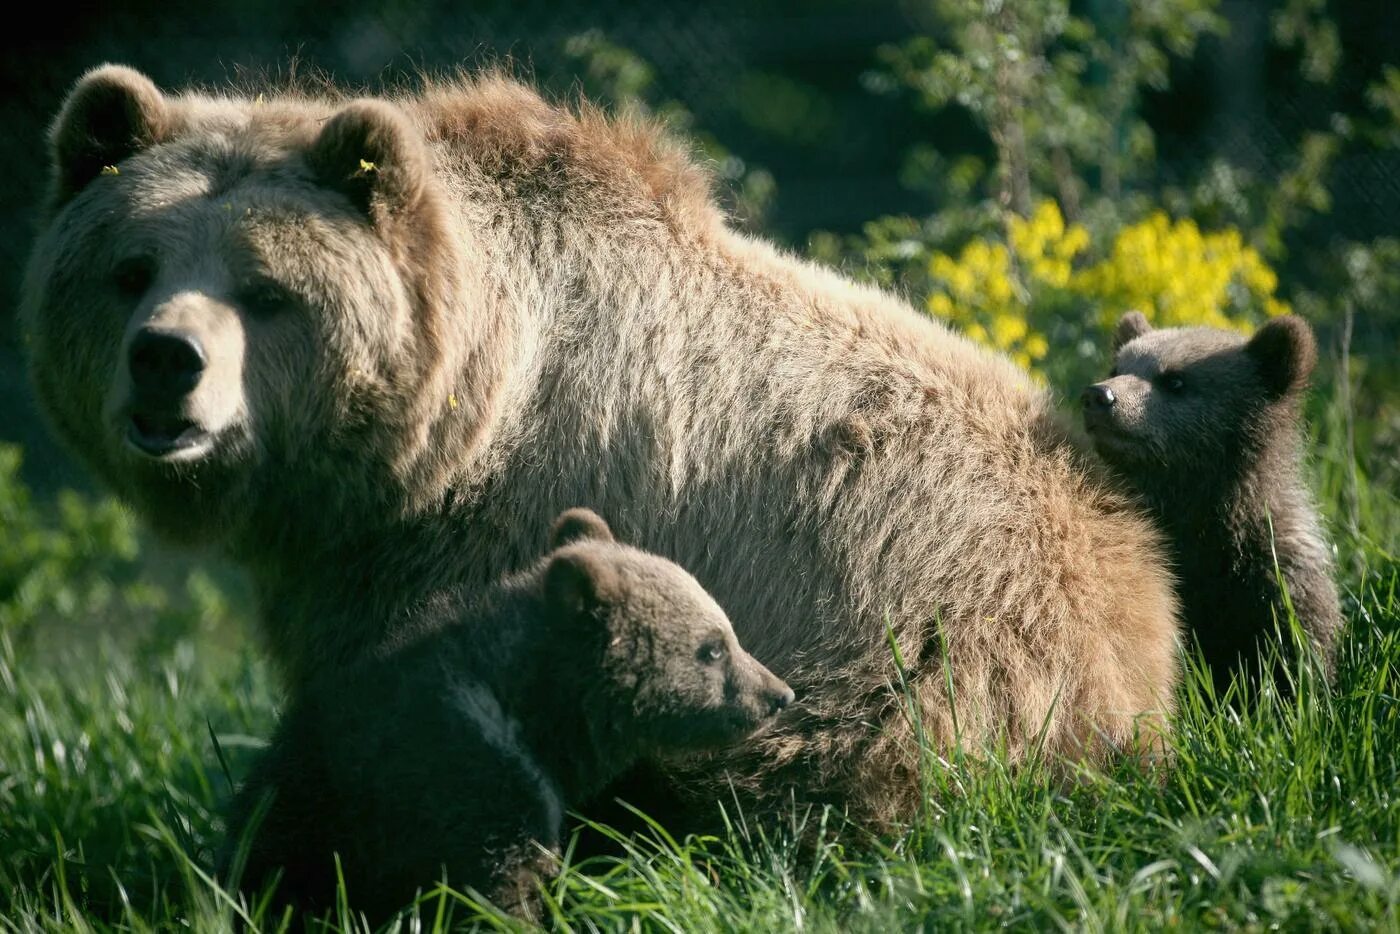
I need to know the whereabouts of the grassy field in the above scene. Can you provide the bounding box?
[1,395,1397,933]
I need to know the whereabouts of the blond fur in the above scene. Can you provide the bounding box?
[24,65,1180,828]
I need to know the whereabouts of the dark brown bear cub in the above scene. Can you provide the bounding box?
[1081,312,1342,695]
[222,508,793,920]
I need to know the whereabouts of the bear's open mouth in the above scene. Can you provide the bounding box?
[127,413,214,459]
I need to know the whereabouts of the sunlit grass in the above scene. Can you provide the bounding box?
[1,394,1396,931]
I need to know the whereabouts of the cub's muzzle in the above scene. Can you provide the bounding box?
[1080,383,1117,411]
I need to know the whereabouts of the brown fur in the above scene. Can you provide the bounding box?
[222,509,791,920]
[1083,312,1342,694]
[23,65,1180,828]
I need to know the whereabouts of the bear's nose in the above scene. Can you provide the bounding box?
[129,329,206,399]
[1080,384,1116,410]
[769,685,795,714]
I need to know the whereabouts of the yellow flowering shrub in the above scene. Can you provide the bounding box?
[1075,212,1289,330]
[924,200,1289,379]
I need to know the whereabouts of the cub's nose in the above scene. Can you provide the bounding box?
[129,329,206,398]
[768,684,795,714]
[1080,383,1116,410]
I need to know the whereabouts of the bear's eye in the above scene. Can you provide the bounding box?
[698,643,726,664]
[238,280,297,319]
[112,256,156,299]
[1157,372,1186,393]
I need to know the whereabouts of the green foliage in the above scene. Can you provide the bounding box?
[877,0,1223,213]
[1272,0,1342,85]
[0,414,1396,929]
[1,445,145,640]
[0,444,236,659]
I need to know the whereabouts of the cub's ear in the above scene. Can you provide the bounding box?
[307,99,432,225]
[1112,310,1152,352]
[544,550,620,619]
[548,508,615,549]
[49,65,169,209]
[1247,315,1317,397]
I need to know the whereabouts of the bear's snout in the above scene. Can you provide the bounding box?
[1080,383,1116,411]
[748,662,795,717]
[767,683,795,714]
[129,328,207,401]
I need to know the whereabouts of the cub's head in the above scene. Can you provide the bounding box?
[1081,311,1317,474]
[539,509,794,752]
[21,65,473,547]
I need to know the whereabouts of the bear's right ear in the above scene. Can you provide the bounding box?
[1112,310,1152,352]
[49,65,169,208]
[307,99,432,226]
[1247,315,1317,398]
[548,508,615,549]
[544,550,620,619]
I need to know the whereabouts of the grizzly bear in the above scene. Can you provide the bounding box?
[23,64,1178,828]
[1082,312,1342,694]
[222,507,793,919]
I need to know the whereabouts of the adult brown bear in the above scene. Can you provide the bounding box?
[22,65,1178,828]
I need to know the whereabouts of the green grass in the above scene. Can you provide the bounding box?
[1,407,1397,932]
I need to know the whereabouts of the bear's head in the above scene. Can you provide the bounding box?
[21,65,487,549]
[539,509,795,752]
[1080,311,1317,475]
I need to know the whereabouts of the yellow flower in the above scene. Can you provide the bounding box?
[919,201,1282,377]
[926,293,955,318]
[1074,211,1286,333]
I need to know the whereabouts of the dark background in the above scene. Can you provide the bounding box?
[3,0,1397,493]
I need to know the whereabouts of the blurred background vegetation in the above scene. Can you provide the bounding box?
[1,0,1397,657]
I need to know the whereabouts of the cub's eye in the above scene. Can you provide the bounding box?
[698,643,726,664]
[238,281,296,319]
[1158,372,1186,393]
[113,256,156,298]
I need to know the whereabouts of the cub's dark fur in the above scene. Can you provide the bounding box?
[222,508,794,920]
[1082,312,1342,694]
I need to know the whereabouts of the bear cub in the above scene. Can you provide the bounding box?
[1081,312,1342,695]
[223,508,794,920]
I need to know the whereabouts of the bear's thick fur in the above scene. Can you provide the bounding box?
[223,508,792,919]
[1082,312,1342,694]
[23,65,1179,827]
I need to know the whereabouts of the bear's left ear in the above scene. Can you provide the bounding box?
[306,99,433,226]
[1112,310,1152,352]
[1247,315,1317,398]
[544,549,621,620]
[548,508,615,549]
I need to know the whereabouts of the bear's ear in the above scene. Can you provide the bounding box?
[1112,310,1152,352]
[1247,315,1317,397]
[548,508,615,549]
[544,550,621,620]
[307,99,432,225]
[49,65,169,208]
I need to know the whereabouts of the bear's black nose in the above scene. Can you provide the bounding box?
[129,329,206,399]
[1080,384,1116,410]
